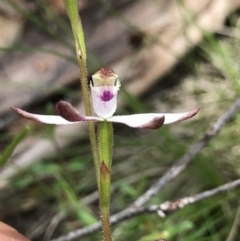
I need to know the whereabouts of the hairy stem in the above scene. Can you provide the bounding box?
[63,0,99,188]
[98,122,113,241]
[78,56,100,186]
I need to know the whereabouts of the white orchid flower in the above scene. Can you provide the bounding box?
[12,67,200,129]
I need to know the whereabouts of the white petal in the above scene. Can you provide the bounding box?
[108,114,165,129]
[12,107,102,125]
[161,107,200,124]
[108,107,200,129]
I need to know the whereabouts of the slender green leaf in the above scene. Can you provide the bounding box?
[56,175,97,225]
[0,126,30,167]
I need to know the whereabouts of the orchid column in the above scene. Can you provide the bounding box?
[92,68,120,241]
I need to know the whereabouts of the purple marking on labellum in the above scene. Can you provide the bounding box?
[100,90,114,102]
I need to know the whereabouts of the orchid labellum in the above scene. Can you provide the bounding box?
[12,67,200,129]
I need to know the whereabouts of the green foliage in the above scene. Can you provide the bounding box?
[56,175,97,225]
[0,126,30,166]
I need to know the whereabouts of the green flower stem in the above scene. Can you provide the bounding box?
[63,0,86,60]
[63,0,100,187]
[98,121,113,241]
[100,162,112,241]
[78,57,100,187]
[98,121,113,169]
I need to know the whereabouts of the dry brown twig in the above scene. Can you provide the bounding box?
[132,98,240,207]
[51,178,240,241]
[50,98,240,241]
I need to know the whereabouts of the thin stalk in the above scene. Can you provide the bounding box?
[63,0,100,187]
[78,56,100,186]
[98,121,113,241]
[100,162,112,241]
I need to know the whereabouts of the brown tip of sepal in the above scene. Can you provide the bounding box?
[189,106,201,118]
[185,106,201,120]
[11,107,39,122]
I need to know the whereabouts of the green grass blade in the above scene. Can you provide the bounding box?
[0,126,30,167]
[56,175,97,225]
